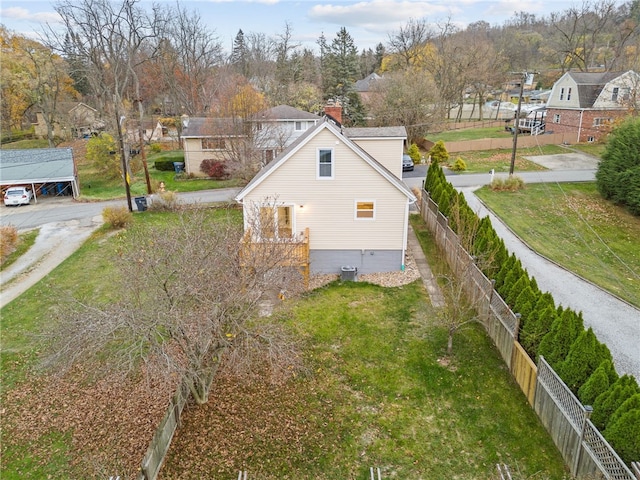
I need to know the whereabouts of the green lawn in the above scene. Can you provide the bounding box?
[430,126,513,142]
[0,211,568,479]
[1,139,50,149]
[162,279,567,479]
[76,149,243,200]
[443,145,571,174]
[476,182,640,308]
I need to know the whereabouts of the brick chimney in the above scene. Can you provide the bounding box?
[323,100,342,125]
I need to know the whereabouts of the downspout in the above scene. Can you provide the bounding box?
[401,200,411,271]
[577,109,584,143]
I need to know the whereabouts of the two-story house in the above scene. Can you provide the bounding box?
[235,115,416,276]
[546,70,639,143]
[181,106,321,175]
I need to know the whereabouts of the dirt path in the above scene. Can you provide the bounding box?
[0,217,102,308]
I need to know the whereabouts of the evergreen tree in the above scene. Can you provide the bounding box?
[494,254,516,291]
[595,117,640,215]
[537,309,583,367]
[606,393,640,428]
[506,274,528,308]
[591,375,640,430]
[604,409,640,466]
[521,303,556,359]
[374,42,385,70]
[230,29,248,77]
[513,285,535,327]
[319,28,363,125]
[498,258,524,300]
[555,328,612,394]
[578,359,616,406]
[428,140,449,164]
[407,142,420,163]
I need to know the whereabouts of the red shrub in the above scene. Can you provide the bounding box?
[200,159,228,179]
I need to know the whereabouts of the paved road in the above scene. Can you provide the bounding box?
[0,188,242,231]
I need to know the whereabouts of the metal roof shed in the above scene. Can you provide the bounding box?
[0,148,79,201]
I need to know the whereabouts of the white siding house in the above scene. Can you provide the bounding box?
[235,118,416,275]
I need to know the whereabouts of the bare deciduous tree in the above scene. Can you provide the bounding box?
[437,273,480,355]
[41,205,306,405]
[157,4,223,115]
[386,17,433,69]
[367,69,445,144]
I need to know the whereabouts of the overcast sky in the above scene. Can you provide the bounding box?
[0,0,631,52]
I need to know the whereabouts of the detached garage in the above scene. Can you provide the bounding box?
[0,148,79,202]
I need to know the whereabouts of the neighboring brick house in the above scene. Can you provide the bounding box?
[546,70,639,143]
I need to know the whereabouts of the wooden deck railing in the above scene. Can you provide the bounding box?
[240,227,310,288]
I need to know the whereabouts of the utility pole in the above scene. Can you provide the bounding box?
[115,101,133,212]
[509,71,538,176]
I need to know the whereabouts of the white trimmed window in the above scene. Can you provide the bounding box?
[559,88,565,101]
[567,88,572,100]
[553,114,561,124]
[317,148,334,179]
[355,200,375,220]
[295,121,305,131]
[593,117,612,127]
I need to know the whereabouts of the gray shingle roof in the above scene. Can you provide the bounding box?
[0,148,76,185]
[180,117,239,137]
[254,105,320,121]
[567,71,624,108]
[344,126,407,138]
[355,73,382,92]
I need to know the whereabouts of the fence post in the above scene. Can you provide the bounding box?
[513,313,521,339]
[486,279,496,322]
[572,405,593,475]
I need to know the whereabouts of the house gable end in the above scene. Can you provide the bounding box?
[235,120,415,203]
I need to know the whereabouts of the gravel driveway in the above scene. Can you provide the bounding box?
[462,188,640,380]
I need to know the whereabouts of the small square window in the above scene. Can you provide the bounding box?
[295,121,304,131]
[356,201,375,219]
[587,136,595,143]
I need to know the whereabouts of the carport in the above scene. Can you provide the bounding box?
[0,148,79,203]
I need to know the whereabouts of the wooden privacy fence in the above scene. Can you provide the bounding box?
[443,132,573,153]
[136,380,191,480]
[419,189,635,480]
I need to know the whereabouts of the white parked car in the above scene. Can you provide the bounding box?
[3,186,33,206]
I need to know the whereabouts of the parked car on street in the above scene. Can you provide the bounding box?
[402,154,414,172]
[3,186,33,206]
